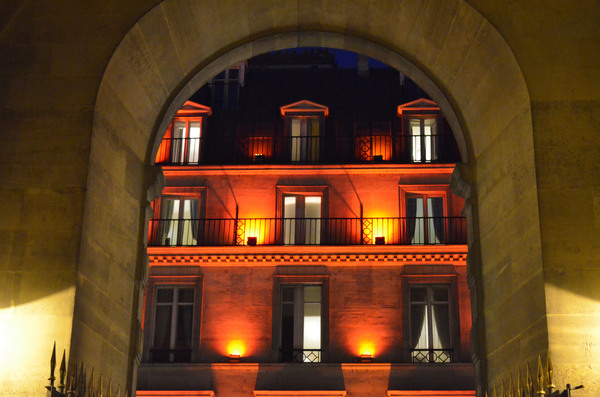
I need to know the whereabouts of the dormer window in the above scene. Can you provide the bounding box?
[155,101,212,165]
[280,100,329,162]
[398,99,442,163]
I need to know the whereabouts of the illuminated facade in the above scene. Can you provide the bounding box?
[137,53,475,396]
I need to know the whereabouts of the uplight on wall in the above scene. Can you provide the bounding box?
[360,353,373,363]
[375,236,385,245]
[226,340,246,362]
[247,236,257,246]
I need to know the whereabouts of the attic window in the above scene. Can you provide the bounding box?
[280,100,329,162]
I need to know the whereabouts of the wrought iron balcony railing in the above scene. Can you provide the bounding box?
[411,348,453,363]
[149,348,192,363]
[279,348,322,363]
[148,216,467,247]
[155,134,460,165]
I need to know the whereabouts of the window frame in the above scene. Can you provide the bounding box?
[398,185,452,245]
[150,187,206,246]
[276,186,328,246]
[170,116,206,164]
[143,271,204,363]
[401,274,460,363]
[271,275,330,363]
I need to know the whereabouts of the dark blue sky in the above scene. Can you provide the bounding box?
[332,49,390,69]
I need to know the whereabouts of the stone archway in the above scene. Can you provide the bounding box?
[82,0,544,392]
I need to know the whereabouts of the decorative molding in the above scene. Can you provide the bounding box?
[148,252,467,266]
[136,392,214,397]
[254,392,346,397]
[387,392,475,397]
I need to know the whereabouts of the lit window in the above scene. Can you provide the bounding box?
[410,117,438,162]
[406,195,445,244]
[409,284,452,363]
[154,101,211,165]
[151,286,195,363]
[159,197,200,246]
[280,284,322,363]
[171,119,202,164]
[280,100,329,163]
[283,195,322,245]
[290,117,320,162]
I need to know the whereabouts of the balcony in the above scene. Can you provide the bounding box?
[148,216,467,247]
[154,134,460,165]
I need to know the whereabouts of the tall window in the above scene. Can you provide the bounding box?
[406,195,444,244]
[290,117,320,162]
[280,284,322,363]
[409,284,452,363]
[171,119,202,164]
[280,100,328,163]
[151,286,195,363]
[211,68,241,109]
[283,195,322,245]
[410,117,438,162]
[160,197,200,246]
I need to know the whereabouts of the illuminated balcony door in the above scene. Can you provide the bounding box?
[171,120,202,164]
[410,118,437,162]
[160,198,199,246]
[281,285,322,363]
[406,196,444,244]
[290,117,320,162]
[283,195,321,245]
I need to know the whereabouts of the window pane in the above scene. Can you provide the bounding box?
[304,285,321,302]
[281,286,295,302]
[410,287,427,302]
[153,305,172,348]
[156,288,174,303]
[432,286,449,302]
[410,304,428,349]
[178,288,194,303]
[187,122,201,163]
[176,305,193,348]
[283,197,296,245]
[303,285,321,353]
[431,304,450,349]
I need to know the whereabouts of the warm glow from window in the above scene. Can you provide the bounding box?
[226,340,246,357]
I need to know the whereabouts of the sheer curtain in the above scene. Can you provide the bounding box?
[160,199,175,245]
[429,197,445,243]
[406,198,417,244]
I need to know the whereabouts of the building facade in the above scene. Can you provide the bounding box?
[136,54,475,396]
[1,2,598,397]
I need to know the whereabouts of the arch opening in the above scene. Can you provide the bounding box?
[84,2,542,395]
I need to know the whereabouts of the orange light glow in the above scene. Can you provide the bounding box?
[238,218,271,245]
[358,341,376,357]
[226,340,246,357]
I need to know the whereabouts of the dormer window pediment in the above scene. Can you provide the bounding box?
[176,100,212,117]
[397,98,439,116]
[280,100,329,117]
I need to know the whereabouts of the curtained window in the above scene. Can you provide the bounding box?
[160,197,200,246]
[409,117,438,163]
[406,195,444,244]
[170,119,203,164]
[409,285,452,363]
